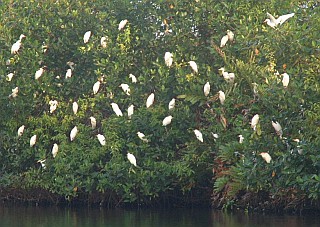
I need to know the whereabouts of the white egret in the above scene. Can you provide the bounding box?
[129,74,137,83]
[111,103,123,117]
[52,143,58,158]
[30,135,37,147]
[137,132,148,142]
[127,104,134,119]
[238,135,244,143]
[227,30,234,42]
[220,35,229,47]
[251,114,259,131]
[168,98,175,110]
[212,133,219,142]
[70,126,78,141]
[120,83,130,95]
[65,69,72,79]
[218,90,225,105]
[97,134,106,146]
[35,67,45,80]
[272,121,283,138]
[89,116,97,129]
[282,73,290,88]
[100,36,108,48]
[83,31,91,43]
[260,152,271,163]
[49,100,58,113]
[189,61,198,74]
[164,52,173,67]
[162,115,173,126]
[18,125,25,137]
[264,12,295,28]
[72,102,78,115]
[127,153,137,167]
[219,68,235,83]
[11,34,26,54]
[37,159,46,169]
[6,73,14,81]
[194,129,203,142]
[93,81,101,95]
[118,19,128,30]
[146,93,155,108]
[204,82,210,97]
[9,87,19,98]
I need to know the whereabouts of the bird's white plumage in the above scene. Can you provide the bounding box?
[265,12,295,28]
[9,87,19,98]
[168,98,175,110]
[129,74,137,83]
[146,93,155,108]
[194,129,203,142]
[127,153,137,166]
[52,143,59,158]
[227,30,234,42]
[18,125,25,137]
[238,135,244,143]
[30,135,37,147]
[282,73,290,88]
[120,83,130,95]
[111,103,123,117]
[89,116,97,129]
[93,81,101,95]
[220,35,229,47]
[49,100,58,113]
[97,134,106,146]
[100,36,108,48]
[204,82,210,97]
[251,114,259,130]
[35,68,44,80]
[72,102,78,115]
[260,152,271,163]
[218,90,225,105]
[83,31,91,43]
[65,69,72,79]
[118,19,128,30]
[6,73,14,81]
[137,132,148,142]
[70,126,78,141]
[189,61,198,74]
[162,115,173,126]
[272,121,283,138]
[164,52,173,67]
[11,34,25,54]
[127,104,134,119]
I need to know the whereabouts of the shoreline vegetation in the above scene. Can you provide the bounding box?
[1,0,319,214]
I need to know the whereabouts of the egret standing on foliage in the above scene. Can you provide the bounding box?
[35,67,45,80]
[260,152,271,163]
[189,61,198,74]
[11,34,26,54]
[137,132,148,142]
[220,35,229,47]
[89,116,97,129]
[127,104,134,119]
[97,134,106,146]
[120,83,130,95]
[238,135,244,143]
[218,90,225,105]
[93,81,101,95]
[282,73,290,88]
[129,74,137,83]
[9,87,19,98]
[118,19,128,30]
[72,102,78,115]
[204,82,210,97]
[194,129,203,142]
[83,31,91,43]
[164,52,173,67]
[30,135,37,147]
[162,116,173,126]
[111,103,123,117]
[65,68,72,79]
[100,36,108,48]
[264,12,295,28]
[168,98,175,110]
[272,121,283,138]
[52,143,58,158]
[70,126,78,141]
[127,153,137,167]
[6,73,14,82]
[18,125,25,137]
[146,93,155,108]
[49,100,58,113]
[227,30,234,42]
[251,114,259,131]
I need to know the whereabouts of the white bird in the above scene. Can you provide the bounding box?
[89,116,97,129]
[260,152,271,163]
[111,103,123,117]
[162,115,173,126]
[164,52,173,67]
[282,73,290,88]
[238,135,244,143]
[72,102,78,115]
[127,104,134,119]
[264,12,295,28]
[118,19,128,30]
[49,100,58,113]
[83,31,91,43]
[30,135,37,147]
[120,83,130,95]
[93,81,101,95]
[168,98,175,110]
[129,74,137,83]
[218,67,225,76]
[35,67,45,80]
[227,30,234,42]
[100,36,108,48]
[146,93,155,108]
[11,34,26,54]
[137,132,148,142]
[220,35,229,47]
[37,159,46,168]
[220,68,235,83]
[97,134,106,146]
[70,126,78,141]
[218,90,225,105]
[52,143,59,158]
[272,121,283,138]
[6,73,14,81]
[212,133,219,141]
[251,114,260,131]
[194,129,203,142]
[204,82,210,97]
[127,153,137,167]
[189,61,198,74]
[18,125,25,137]
[9,87,19,98]
[65,69,72,79]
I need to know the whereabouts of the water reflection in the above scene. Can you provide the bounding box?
[0,205,320,227]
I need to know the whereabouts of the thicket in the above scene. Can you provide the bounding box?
[0,0,319,209]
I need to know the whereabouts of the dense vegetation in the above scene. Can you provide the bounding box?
[0,0,319,210]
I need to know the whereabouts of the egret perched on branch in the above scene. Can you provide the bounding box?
[227,30,234,42]
[146,93,155,108]
[30,135,37,147]
[238,135,244,143]
[37,159,46,169]
[168,98,175,110]
[164,52,173,67]
[52,143,58,158]
[194,129,203,142]
[18,125,25,137]
[251,114,259,131]
[127,104,134,119]
[92,81,101,95]
[9,87,19,98]
[127,153,137,167]
[65,69,72,79]
[137,132,148,142]
[282,73,290,88]
[219,68,235,83]
[204,82,210,97]
[272,121,283,138]
[129,74,137,83]
[220,35,229,48]
[6,73,14,82]
[100,36,108,48]
[70,126,78,141]
[264,12,295,28]
[35,67,45,80]
[162,115,173,126]
[111,103,123,117]
[260,152,271,163]
[120,83,130,95]
[11,34,26,54]
[97,134,106,146]
[189,61,198,74]
[72,102,78,115]
[118,19,128,30]
[218,90,225,105]
[83,31,91,43]
[49,100,58,113]
[89,116,97,129]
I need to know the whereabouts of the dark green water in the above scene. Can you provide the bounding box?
[0,206,320,227]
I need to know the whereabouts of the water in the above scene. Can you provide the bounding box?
[0,205,320,227]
